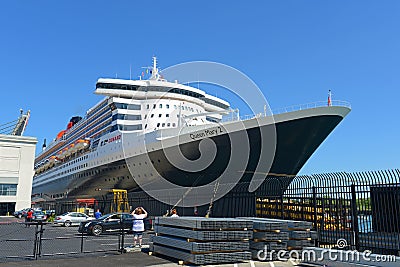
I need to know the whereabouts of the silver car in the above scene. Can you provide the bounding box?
[54,212,95,227]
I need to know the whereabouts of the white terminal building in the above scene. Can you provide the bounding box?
[0,111,36,215]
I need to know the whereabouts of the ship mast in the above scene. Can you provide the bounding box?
[149,56,160,81]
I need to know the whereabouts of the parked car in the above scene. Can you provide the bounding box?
[31,211,48,221]
[54,212,95,227]
[78,212,134,236]
[44,209,56,215]
[13,208,30,218]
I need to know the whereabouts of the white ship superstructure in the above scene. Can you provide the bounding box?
[33,58,233,198]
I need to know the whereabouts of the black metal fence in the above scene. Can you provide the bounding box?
[26,168,400,259]
[256,169,400,256]
[0,220,151,262]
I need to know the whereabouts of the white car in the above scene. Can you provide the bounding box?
[54,212,95,227]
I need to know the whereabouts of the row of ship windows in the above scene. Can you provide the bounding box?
[146,103,198,113]
[110,124,143,132]
[112,114,142,121]
[145,113,170,119]
[96,83,204,98]
[111,103,141,111]
[59,163,88,176]
[67,106,110,138]
[110,121,178,132]
[38,155,90,181]
[86,100,109,117]
[44,157,174,199]
[155,122,175,128]
[143,122,176,129]
[66,113,111,143]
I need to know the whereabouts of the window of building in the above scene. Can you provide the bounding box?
[0,184,17,196]
[159,104,162,108]
[151,114,154,118]
[167,123,170,127]
[157,123,160,127]
[153,104,156,109]
[144,115,147,119]
[146,104,149,109]
[172,123,176,127]
[145,124,147,129]
[166,104,170,109]
[158,114,162,118]
[166,114,169,117]
[162,123,165,127]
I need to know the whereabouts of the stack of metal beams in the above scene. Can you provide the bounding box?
[239,218,289,260]
[238,217,317,261]
[150,217,252,265]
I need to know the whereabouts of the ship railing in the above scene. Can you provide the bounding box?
[271,100,351,115]
[222,100,351,123]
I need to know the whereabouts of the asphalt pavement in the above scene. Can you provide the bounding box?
[0,252,299,267]
[0,216,297,267]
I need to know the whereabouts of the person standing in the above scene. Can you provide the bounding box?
[170,209,179,217]
[25,209,33,227]
[94,209,102,219]
[131,207,147,247]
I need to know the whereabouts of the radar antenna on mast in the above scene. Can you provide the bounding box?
[142,56,162,81]
[150,56,161,80]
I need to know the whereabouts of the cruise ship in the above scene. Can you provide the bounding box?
[32,58,351,204]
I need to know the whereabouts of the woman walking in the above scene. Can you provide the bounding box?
[131,207,147,247]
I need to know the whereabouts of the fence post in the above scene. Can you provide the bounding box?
[120,217,125,254]
[350,184,360,251]
[80,230,84,253]
[38,222,44,258]
[312,186,319,247]
[33,223,38,259]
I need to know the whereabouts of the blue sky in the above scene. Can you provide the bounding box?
[1,1,399,174]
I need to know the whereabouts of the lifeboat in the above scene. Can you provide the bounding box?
[48,156,58,168]
[43,159,50,170]
[56,130,66,140]
[59,147,69,160]
[75,139,90,152]
[37,165,44,174]
[56,150,63,161]
[65,144,75,157]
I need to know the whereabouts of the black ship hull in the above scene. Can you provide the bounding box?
[32,108,347,202]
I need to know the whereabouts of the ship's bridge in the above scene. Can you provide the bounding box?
[95,78,229,111]
[95,76,231,133]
